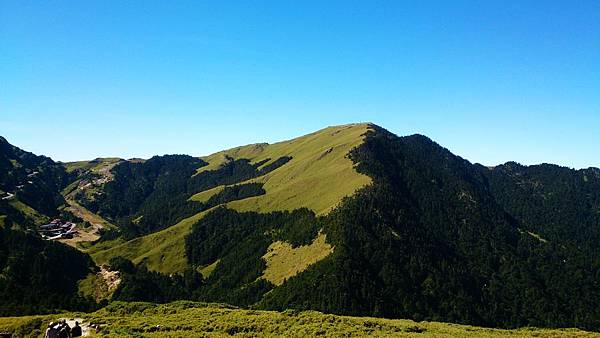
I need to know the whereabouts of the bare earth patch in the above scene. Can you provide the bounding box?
[99,266,122,292]
[78,266,121,302]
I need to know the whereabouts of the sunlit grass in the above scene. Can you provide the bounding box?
[1,301,596,337]
[262,232,333,286]
[90,124,372,274]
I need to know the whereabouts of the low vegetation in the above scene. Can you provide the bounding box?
[0,301,597,337]
[88,209,211,273]
[62,158,123,174]
[262,232,333,286]
[89,124,372,272]
[3,124,600,334]
[206,124,372,215]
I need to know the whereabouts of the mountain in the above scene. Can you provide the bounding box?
[0,138,96,315]
[0,136,72,228]
[1,124,600,330]
[256,127,600,329]
[484,162,600,250]
[86,124,370,272]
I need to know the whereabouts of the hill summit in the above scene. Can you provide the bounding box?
[1,123,600,331]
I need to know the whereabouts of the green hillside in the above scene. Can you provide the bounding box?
[82,124,600,330]
[62,157,123,174]
[1,301,596,337]
[90,209,212,273]
[0,226,96,316]
[0,137,101,316]
[89,124,371,273]
[3,125,600,332]
[0,135,71,228]
[199,123,371,214]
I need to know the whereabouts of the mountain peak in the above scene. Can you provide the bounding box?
[3,123,600,331]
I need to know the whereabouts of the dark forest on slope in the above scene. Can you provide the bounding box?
[484,162,600,251]
[0,136,71,224]
[0,227,97,315]
[0,138,96,316]
[78,154,290,239]
[1,126,600,330]
[182,127,600,330]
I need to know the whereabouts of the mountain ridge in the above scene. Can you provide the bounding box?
[85,123,373,273]
[1,123,600,330]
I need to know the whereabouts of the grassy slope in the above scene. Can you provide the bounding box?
[61,158,120,230]
[8,199,49,225]
[90,124,372,274]
[199,259,220,278]
[65,198,116,230]
[262,232,333,286]
[200,123,372,215]
[0,190,48,228]
[1,301,596,337]
[189,185,225,203]
[89,209,215,272]
[0,159,120,231]
[78,273,112,303]
[62,158,123,174]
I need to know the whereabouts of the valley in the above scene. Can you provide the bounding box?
[62,158,122,243]
[4,0,598,335]
[1,124,600,336]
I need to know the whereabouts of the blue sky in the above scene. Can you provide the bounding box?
[1,1,599,168]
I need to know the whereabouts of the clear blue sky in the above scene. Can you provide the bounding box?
[1,1,599,168]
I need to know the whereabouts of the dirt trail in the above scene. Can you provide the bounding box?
[59,318,91,336]
[59,197,105,246]
[60,161,119,247]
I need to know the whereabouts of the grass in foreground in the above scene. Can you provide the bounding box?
[0,301,596,338]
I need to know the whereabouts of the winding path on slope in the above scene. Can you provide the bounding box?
[60,161,119,247]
